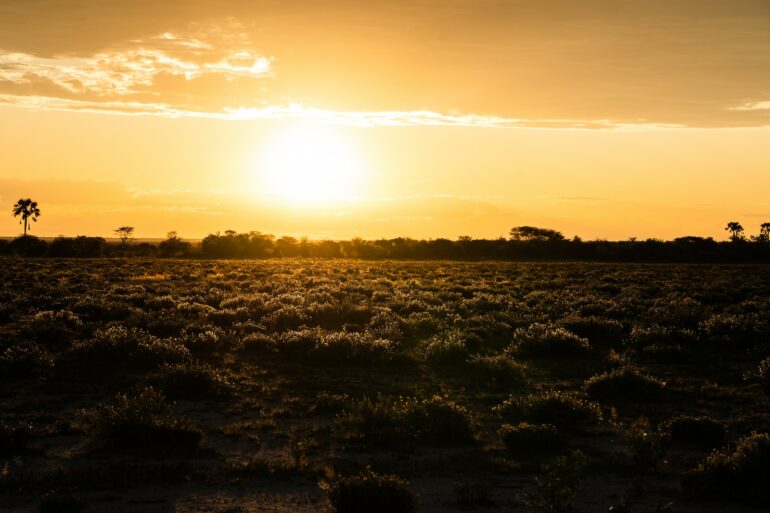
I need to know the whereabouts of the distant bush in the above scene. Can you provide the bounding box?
[345,395,475,446]
[560,315,625,347]
[584,367,666,402]
[699,313,770,349]
[325,470,416,513]
[67,326,190,371]
[145,362,229,400]
[0,342,52,380]
[509,323,591,358]
[80,387,202,454]
[494,391,602,432]
[308,331,396,364]
[466,354,527,388]
[683,432,770,503]
[498,422,568,459]
[424,330,471,367]
[660,416,726,448]
[0,420,32,456]
[23,309,83,350]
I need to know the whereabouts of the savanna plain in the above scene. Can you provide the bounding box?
[2,259,770,513]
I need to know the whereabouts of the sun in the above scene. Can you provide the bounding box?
[257,124,364,204]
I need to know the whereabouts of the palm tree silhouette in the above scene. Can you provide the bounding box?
[12,198,41,238]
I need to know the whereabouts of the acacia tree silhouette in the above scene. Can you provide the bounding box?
[725,221,745,242]
[114,226,135,246]
[12,198,41,238]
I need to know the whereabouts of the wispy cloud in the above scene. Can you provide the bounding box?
[0,93,682,130]
[0,27,271,97]
[730,101,770,112]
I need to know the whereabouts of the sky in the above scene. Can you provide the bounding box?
[1,0,769,240]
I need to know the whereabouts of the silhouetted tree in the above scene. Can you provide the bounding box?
[12,198,41,237]
[158,231,190,257]
[509,226,565,242]
[114,226,135,246]
[757,222,770,243]
[725,221,745,242]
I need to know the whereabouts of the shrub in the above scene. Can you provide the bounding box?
[67,326,190,371]
[80,387,202,454]
[0,342,53,380]
[466,354,527,388]
[494,391,602,433]
[683,432,770,503]
[560,315,625,347]
[346,395,475,446]
[660,416,726,448]
[145,362,228,400]
[499,422,568,459]
[325,470,416,513]
[584,367,666,402]
[0,421,32,456]
[23,310,83,349]
[509,323,591,359]
[424,330,471,367]
[308,332,395,364]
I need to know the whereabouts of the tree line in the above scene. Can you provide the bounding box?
[6,197,770,261]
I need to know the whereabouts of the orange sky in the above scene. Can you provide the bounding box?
[1,1,770,240]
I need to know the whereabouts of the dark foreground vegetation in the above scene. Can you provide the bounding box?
[3,229,770,262]
[2,258,770,512]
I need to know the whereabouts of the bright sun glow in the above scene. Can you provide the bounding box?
[258,124,364,204]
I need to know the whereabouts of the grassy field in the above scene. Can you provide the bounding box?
[2,258,770,512]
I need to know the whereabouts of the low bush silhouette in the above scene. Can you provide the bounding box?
[0,342,52,381]
[145,362,229,400]
[683,432,770,503]
[345,395,475,446]
[67,326,190,371]
[659,415,726,448]
[494,391,602,432]
[508,324,591,359]
[584,367,666,402]
[80,387,202,455]
[324,469,416,513]
[499,422,568,459]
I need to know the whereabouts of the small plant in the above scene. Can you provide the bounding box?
[757,357,770,391]
[324,469,416,513]
[659,415,725,448]
[683,432,770,503]
[627,416,662,473]
[584,367,665,402]
[499,422,568,459]
[522,452,587,513]
[80,387,202,455]
[494,391,602,433]
[509,323,591,359]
